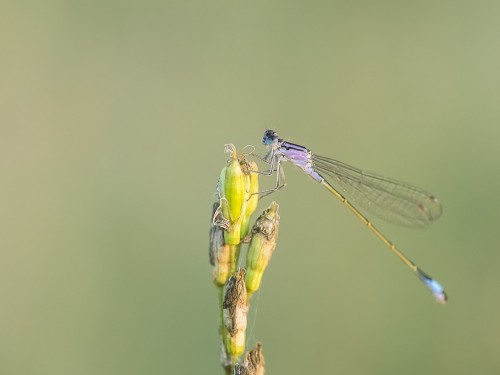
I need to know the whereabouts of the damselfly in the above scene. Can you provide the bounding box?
[259,130,447,303]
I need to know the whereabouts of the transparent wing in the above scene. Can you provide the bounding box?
[312,154,442,228]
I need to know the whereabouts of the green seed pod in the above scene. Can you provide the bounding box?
[240,215,251,244]
[244,161,259,217]
[224,150,246,224]
[217,146,247,245]
[245,202,280,297]
[224,220,241,246]
[244,235,267,295]
[240,161,259,240]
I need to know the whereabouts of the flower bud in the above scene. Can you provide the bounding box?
[245,202,280,297]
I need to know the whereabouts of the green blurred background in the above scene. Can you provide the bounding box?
[1,1,500,374]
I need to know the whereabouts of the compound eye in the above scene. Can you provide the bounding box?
[262,130,278,145]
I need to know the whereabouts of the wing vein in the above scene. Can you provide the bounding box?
[312,154,442,228]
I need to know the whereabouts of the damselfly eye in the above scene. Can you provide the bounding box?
[262,130,278,145]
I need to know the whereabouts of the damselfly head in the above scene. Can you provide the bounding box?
[262,130,279,147]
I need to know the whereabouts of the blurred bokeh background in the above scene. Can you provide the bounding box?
[2,1,500,374]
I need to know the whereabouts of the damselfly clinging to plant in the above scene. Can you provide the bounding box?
[259,130,447,304]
